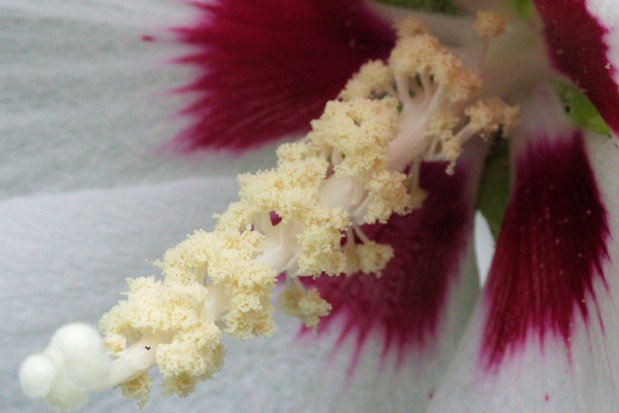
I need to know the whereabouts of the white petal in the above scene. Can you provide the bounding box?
[1,0,277,201]
[2,142,488,413]
[273,247,480,413]
[1,177,237,411]
[426,88,619,412]
[428,134,619,412]
[586,1,619,87]
[3,173,474,413]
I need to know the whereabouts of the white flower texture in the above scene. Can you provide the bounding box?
[6,0,619,412]
[2,1,447,412]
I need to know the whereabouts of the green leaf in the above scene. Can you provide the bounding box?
[374,0,459,14]
[559,84,611,137]
[375,0,531,15]
[507,0,533,18]
[477,139,510,240]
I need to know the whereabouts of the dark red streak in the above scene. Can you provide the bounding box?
[534,0,619,135]
[482,132,609,368]
[171,0,395,152]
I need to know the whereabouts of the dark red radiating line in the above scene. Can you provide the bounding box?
[304,161,474,367]
[481,132,609,368]
[171,0,395,152]
[533,0,619,135]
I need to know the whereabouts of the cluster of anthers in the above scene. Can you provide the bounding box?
[20,13,519,411]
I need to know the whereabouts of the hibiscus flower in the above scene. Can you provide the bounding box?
[5,1,619,413]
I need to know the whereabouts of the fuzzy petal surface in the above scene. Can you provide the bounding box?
[426,89,619,412]
[2,177,456,413]
[1,0,276,202]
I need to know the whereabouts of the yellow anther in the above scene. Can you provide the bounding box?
[394,14,429,38]
[279,284,332,332]
[474,10,506,39]
[338,60,392,101]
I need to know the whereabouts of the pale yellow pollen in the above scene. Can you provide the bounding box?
[365,170,416,223]
[279,284,332,332]
[32,11,525,410]
[389,34,481,103]
[394,14,429,38]
[355,240,395,276]
[473,10,506,39]
[389,34,442,81]
[380,20,520,175]
[94,91,423,402]
[99,274,226,402]
[465,97,521,139]
[120,374,152,408]
[338,60,392,101]
[310,98,400,177]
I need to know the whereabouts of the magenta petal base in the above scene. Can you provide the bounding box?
[172,0,395,151]
[425,101,619,412]
[481,132,609,368]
